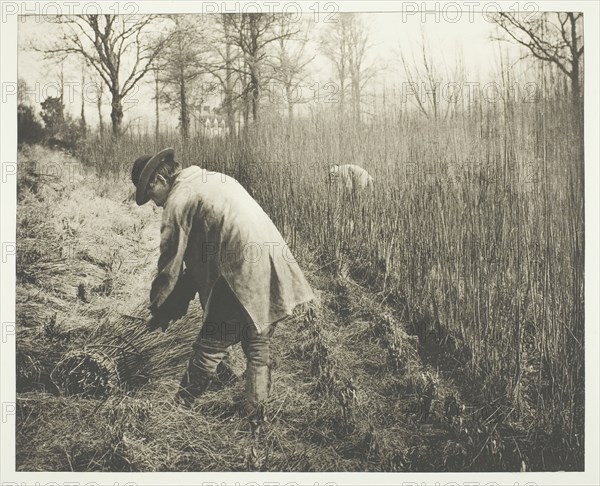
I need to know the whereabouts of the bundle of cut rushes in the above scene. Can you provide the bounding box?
[51,302,200,397]
[51,299,318,398]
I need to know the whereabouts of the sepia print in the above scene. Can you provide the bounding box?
[9,1,586,475]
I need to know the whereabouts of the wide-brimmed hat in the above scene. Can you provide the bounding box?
[131,147,175,206]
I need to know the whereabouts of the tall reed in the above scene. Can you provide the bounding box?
[81,78,584,457]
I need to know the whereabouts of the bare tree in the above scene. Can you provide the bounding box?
[219,14,240,135]
[79,64,87,135]
[225,13,299,123]
[321,15,350,120]
[17,78,31,106]
[157,15,210,140]
[95,75,104,135]
[399,32,441,119]
[203,15,241,136]
[493,12,583,113]
[321,14,378,125]
[38,15,169,136]
[151,63,161,139]
[346,15,377,124]
[270,15,315,124]
[399,31,463,120]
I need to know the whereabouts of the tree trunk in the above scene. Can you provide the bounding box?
[226,89,236,137]
[97,86,104,136]
[351,76,360,125]
[179,69,189,140]
[286,84,294,124]
[243,97,250,130]
[180,87,189,140]
[242,56,250,134]
[568,12,583,188]
[571,71,580,114]
[250,14,260,122]
[154,70,160,139]
[251,70,259,122]
[110,90,123,137]
[339,73,345,120]
[569,13,581,118]
[80,70,87,135]
[223,15,236,137]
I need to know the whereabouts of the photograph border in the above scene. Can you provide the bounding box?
[2,1,598,485]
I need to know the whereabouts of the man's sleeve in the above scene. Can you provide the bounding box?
[149,196,195,314]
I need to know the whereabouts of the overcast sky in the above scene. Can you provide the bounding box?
[18,12,523,129]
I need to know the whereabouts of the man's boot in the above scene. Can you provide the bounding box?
[243,363,271,429]
[175,358,214,408]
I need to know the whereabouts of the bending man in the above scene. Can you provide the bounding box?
[131,148,314,416]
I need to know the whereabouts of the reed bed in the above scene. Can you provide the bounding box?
[79,82,584,467]
[17,69,583,469]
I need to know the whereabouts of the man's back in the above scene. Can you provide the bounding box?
[161,165,314,331]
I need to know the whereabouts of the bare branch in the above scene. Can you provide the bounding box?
[30,14,166,135]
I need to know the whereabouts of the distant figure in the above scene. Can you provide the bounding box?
[328,164,374,195]
[326,164,374,256]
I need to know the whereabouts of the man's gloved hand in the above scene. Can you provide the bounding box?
[148,270,198,333]
[146,315,168,333]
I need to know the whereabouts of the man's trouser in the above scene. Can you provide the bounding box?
[177,277,278,413]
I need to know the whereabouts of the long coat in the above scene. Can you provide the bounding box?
[149,166,314,333]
